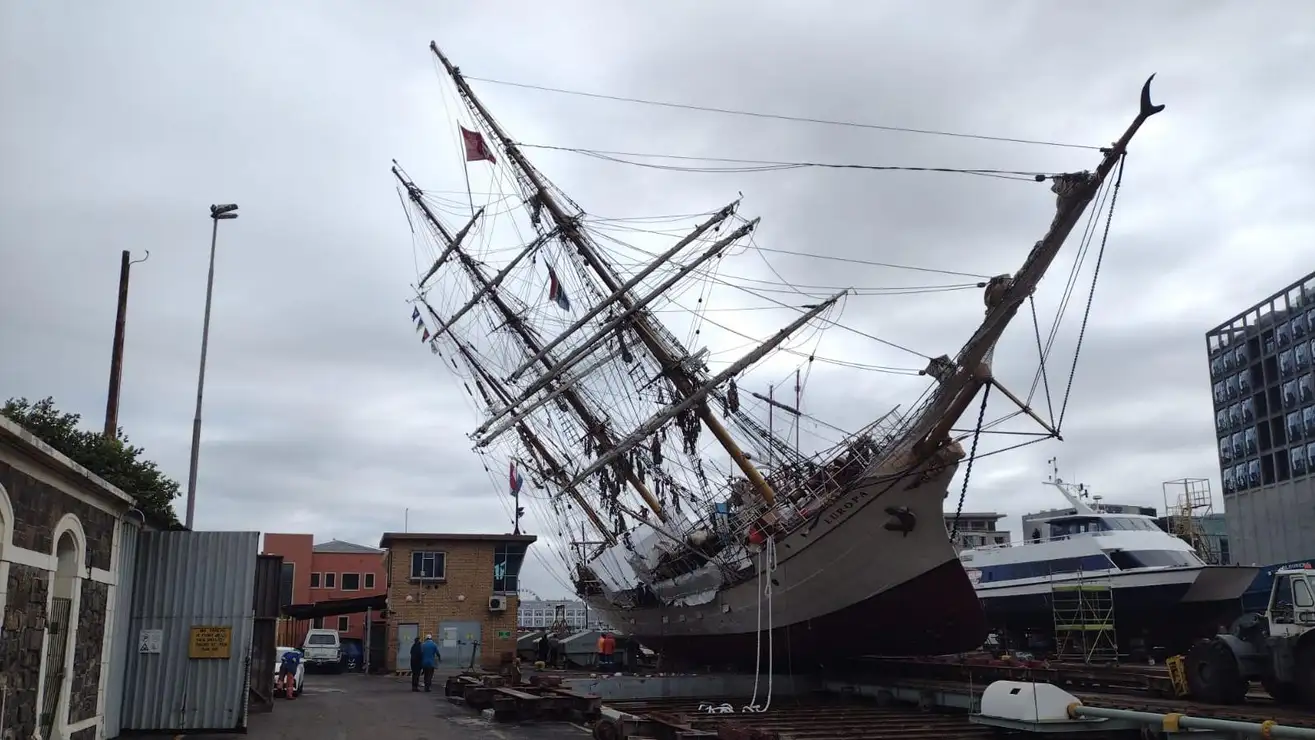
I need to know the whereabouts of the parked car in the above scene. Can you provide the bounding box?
[274,646,305,697]
[301,629,343,672]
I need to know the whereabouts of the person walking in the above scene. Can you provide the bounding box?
[420,633,441,691]
[409,636,424,692]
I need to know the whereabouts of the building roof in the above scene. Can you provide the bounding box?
[312,539,383,554]
[0,415,137,508]
[944,511,1006,521]
[379,532,538,548]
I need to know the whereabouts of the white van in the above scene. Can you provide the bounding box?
[302,629,343,672]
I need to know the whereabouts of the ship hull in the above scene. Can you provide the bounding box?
[976,565,1259,654]
[586,447,989,670]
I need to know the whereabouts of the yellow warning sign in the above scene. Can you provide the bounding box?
[188,626,233,659]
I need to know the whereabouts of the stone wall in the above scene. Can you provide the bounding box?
[68,579,108,724]
[0,458,115,570]
[0,563,50,740]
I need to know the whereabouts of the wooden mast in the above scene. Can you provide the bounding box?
[429,41,780,508]
[394,166,668,522]
[449,329,617,545]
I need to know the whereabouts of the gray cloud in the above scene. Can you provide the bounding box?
[3,1,1313,596]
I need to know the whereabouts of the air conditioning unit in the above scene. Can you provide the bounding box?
[488,595,507,612]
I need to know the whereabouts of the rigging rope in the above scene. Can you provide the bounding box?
[744,536,777,714]
[1056,153,1126,431]
[465,75,1101,150]
[518,143,1057,182]
[949,382,993,542]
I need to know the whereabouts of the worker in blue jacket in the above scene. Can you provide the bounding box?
[419,633,441,691]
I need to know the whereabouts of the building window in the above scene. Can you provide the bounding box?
[1219,436,1232,463]
[1228,404,1241,429]
[1292,446,1308,477]
[338,615,350,632]
[1289,412,1304,443]
[1238,370,1252,394]
[410,551,446,581]
[1222,467,1235,494]
[1210,356,1223,378]
[1298,343,1310,370]
[1284,381,1299,408]
[313,616,325,629]
[1278,320,1292,347]
[1242,397,1256,423]
[1297,313,1310,339]
[1281,350,1295,377]
[1213,381,1225,405]
[1236,345,1249,366]
[341,573,360,591]
[364,573,375,590]
[1301,373,1314,403]
[1231,432,1244,459]
[1225,374,1239,399]
[1306,408,1315,437]
[494,542,529,593]
[279,563,295,609]
[1248,460,1261,488]
[310,572,321,589]
[323,572,336,589]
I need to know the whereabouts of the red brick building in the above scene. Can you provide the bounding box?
[262,533,387,643]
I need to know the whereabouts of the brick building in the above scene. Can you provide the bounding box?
[378,532,534,671]
[0,415,142,740]
[261,533,386,643]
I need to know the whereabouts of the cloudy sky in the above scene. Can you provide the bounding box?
[2,2,1312,596]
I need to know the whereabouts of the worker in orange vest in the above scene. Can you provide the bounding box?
[601,632,617,670]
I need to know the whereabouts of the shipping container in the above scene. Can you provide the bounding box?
[120,531,259,733]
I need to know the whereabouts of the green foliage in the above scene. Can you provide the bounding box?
[2,396,181,526]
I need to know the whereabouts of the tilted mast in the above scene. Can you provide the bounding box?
[910,77,1164,457]
[444,326,618,545]
[393,165,669,522]
[430,41,781,509]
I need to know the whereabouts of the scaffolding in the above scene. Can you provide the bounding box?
[1162,477,1222,564]
[1051,574,1118,663]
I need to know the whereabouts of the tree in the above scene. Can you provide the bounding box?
[2,396,181,526]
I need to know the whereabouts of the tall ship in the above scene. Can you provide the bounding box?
[398,40,1165,669]
[961,467,1258,656]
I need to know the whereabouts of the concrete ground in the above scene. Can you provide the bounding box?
[213,672,591,740]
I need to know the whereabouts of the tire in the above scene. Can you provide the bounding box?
[1185,639,1247,705]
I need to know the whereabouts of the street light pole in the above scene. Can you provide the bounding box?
[185,203,238,529]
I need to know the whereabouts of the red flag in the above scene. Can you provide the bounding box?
[461,127,496,164]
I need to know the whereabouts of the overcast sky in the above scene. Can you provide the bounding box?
[2,2,1312,596]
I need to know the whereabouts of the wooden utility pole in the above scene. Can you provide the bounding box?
[104,250,146,439]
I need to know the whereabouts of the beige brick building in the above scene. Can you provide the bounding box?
[378,532,535,671]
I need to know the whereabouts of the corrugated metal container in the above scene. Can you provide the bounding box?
[121,531,259,733]
[103,517,143,738]
[247,554,283,712]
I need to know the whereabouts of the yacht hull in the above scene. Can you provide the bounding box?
[976,565,1259,653]
[586,447,989,670]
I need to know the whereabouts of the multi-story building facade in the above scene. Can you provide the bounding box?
[1207,270,1315,566]
[261,534,387,642]
[517,598,612,631]
[943,512,1012,549]
[379,532,534,670]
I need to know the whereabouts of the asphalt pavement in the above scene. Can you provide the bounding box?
[206,671,590,740]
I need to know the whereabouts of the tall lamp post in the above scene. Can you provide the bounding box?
[185,203,238,529]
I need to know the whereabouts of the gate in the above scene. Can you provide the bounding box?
[39,597,73,739]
